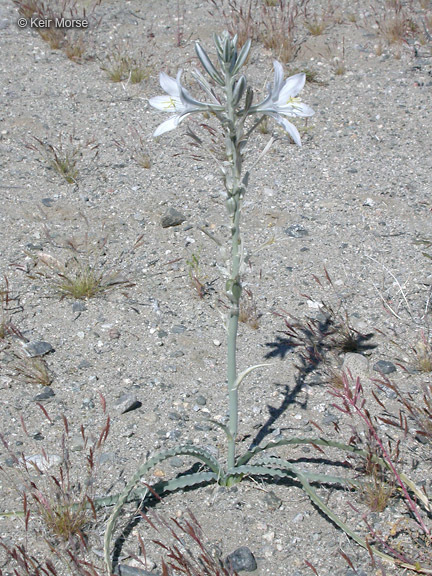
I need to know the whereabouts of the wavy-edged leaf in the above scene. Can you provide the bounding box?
[104,445,223,574]
[227,462,432,574]
[293,466,432,574]
[237,436,370,467]
[248,456,360,488]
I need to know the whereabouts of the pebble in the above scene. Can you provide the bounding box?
[33,387,55,401]
[115,393,141,414]
[72,301,87,312]
[284,224,309,238]
[24,454,62,472]
[22,340,54,357]
[342,352,369,380]
[82,397,95,409]
[161,207,187,228]
[41,197,54,207]
[225,546,257,573]
[171,324,186,334]
[195,394,207,406]
[70,435,85,451]
[261,490,282,511]
[373,359,396,374]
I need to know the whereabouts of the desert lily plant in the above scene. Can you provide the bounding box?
[100,32,431,574]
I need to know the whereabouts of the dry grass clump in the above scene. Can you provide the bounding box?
[101,49,150,84]
[13,0,102,62]
[207,0,309,62]
[18,224,140,300]
[0,277,23,342]
[0,404,110,575]
[139,508,238,576]
[260,0,309,63]
[12,355,53,386]
[114,123,152,169]
[26,134,98,184]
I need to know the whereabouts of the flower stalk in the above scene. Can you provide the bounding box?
[149,31,314,472]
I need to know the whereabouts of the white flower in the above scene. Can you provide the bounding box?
[149,71,211,137]
[252,61,314,146]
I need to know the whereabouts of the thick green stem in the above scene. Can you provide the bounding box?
[224,67,243,469]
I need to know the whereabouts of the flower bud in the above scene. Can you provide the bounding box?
[195,42,224,86]
[232,76,247,107]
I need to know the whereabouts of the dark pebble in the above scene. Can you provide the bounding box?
[33,387,55,401]
[284,224,309,238]
[22,340,54,357]
[262,490,282,511]
[72,301,87,312]
[373,360,396,374]
[225,546,257,572]
[195,394,207,406]
[115,393,141,414]
[161,207,187,228]
[41,198,54,207]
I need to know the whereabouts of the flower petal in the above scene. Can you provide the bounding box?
[153,115,181,137]
[149,95,183,111]
[159,72,181,97]
[268,113,302,146]
[272,60,284,99]
[277,102,315,118]
[278,73,306,102]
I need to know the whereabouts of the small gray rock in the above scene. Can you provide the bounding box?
[284,224,309,238]
[261,490,282,511]
[225,546,257,572]
[33,387,55,401]
[72,301,87,312]
[41,197,54,207]
[22,340,54,357]
[70,435,85,451]
[342,353,369,380]
[116,393,141,414]
[171,324,186,334]
[25,454,62,472]
[161,208,187,228]
[373,360,396,374]
[195,394,207,406]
